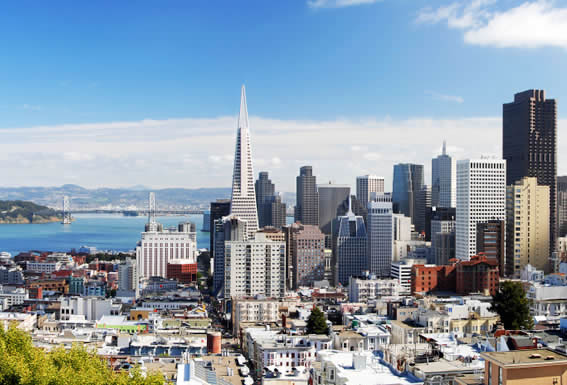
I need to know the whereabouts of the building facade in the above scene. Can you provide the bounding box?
[392,163,424,228]
[255,171,276,229]
[430,207,456,265]
[295,166,319,226]
[366,193,393,277]
[356,175,385,208]
[135,222,197,280]
[432,141,456,209]
[506,176,550,275]
[336,204,368,286]
[224,233,286,299]
[503,89,557,254]
[456,159,506,260]
[213,215,248,294]
[475,220,506,277]
[229,85,259,239]
[287,224,326,288]
[317,182,350,235]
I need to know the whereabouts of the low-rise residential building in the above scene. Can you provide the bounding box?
[26,261,62,273]
[390,320,427,345]
[310,350,419,385]
[348,276,403,302]
[244,328,332,377]
[0,286,28,308]
[527,283,567,320]
[60,297,121,321]
[0,266,24,285]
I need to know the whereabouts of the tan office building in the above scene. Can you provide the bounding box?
[506,177,550,276]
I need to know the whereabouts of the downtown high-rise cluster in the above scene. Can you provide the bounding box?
[204,87,562,303]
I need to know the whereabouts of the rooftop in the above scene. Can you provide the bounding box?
[481,349,567,367]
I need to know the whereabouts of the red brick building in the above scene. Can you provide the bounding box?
[411,264,456,294]
[411,254,499,296]
[167,261,198,284]
[455,254,499,296]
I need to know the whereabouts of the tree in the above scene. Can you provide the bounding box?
[306,307,328,335]
[0,325,164,385]
[490,281,533,330]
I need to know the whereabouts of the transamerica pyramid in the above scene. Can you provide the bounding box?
[229,85,259,238]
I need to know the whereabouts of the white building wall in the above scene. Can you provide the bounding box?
[136,228,197,279]
[456,159,506,260]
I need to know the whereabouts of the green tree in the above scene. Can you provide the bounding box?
[0,325,164,385]
[306,307,328,335]
[490,281,533,330]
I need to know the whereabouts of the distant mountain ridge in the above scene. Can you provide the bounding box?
[0,185,296,210]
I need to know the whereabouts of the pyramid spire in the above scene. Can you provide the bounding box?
[230,85,259,237]
[238,85,249,131]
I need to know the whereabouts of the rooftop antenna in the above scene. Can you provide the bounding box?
[442,140,447,155]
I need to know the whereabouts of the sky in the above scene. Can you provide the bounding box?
[1,0,567,192]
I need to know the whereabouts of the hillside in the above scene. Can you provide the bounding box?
[0,200,61,224]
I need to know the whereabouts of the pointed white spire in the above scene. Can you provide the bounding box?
[230,85,259,237]
[347,195,354,216]
[238,85,249,131]
[442,140,447,155]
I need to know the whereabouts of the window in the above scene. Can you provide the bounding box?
[498,367,502,385]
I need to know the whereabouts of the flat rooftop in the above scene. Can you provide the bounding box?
[482,349,567,367]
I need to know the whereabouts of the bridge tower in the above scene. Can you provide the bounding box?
[62,196,72,224]
[146,192,159,231]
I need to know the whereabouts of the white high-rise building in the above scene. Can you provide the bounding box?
[136,222,197,279]
[230,85,259,239]
[432,141,456,208]
[456,158,506,260]
[366,193,393,277]
[392,214,412,241]
[224,233,286,299]
[356,175,385,207]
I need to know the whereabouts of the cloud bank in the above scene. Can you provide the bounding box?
[0,114,539,192]
[417,0,567,49]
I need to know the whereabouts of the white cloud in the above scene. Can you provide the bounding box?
[363,152,382,161]
[308,0,380,8]
[0,114,540,191]
[426,91,464,104]
[417,0,567,49]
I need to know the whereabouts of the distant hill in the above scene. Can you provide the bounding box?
[0,185,296,211]
[0,200,61,224]
[0,185,233,210]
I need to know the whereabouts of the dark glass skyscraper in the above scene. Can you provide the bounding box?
[209,199,231,254]
[295,166,319,226]
[503,90,557,251]
[317,182,350,235]
[255,171,275,228]
[392,163,424,228]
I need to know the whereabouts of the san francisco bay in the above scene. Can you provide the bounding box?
[0,213,208,256]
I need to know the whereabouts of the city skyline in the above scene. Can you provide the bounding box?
[0,1,565,191]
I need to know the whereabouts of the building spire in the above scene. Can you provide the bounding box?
[230,85,259,237]
[238,85,249,132]
[442,140,447,155]
[347,195,353,216]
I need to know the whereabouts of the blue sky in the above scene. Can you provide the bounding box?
[1,0,567,190]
